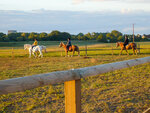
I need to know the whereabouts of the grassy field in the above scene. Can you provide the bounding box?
[0,41,150,113]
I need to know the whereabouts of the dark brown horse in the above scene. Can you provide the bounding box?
[59,42,80,57]
[116,42,138,55]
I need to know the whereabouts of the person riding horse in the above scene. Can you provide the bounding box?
[66,38,72,51]
[123,36,129,49]
[32,39,38,49]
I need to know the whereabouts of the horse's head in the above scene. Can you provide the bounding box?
[24,44,27,50]
[59,42,64,47]
[116,42,120,48]
[24,44,31,50]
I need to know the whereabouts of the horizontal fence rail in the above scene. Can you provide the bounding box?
[0,56,150,95]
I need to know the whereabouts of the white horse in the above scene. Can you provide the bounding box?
[24,44,46,58]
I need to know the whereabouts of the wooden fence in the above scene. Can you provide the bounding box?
[0,56,150,113]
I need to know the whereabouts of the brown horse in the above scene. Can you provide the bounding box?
[59,42,80,57]
[116,42,138,55]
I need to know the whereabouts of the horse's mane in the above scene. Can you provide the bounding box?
[60,42,67,46]
[24,44,32,49]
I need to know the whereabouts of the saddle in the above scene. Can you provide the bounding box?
[124,44,130,49]
[32,45,37,49]
[68,46,72,51]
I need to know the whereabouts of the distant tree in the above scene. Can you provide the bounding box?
[77,33,84,37]
[106,33,112,42]
[81,35,89,40]
[21,33,26,37]
[7,33,21,41]
[111,30,122,37]
[97,34,103,41]
[49,30,61,41]
[39,32,47,41]
[76,35,81,40]
[71,35,77,40]
[47,31,71,41]
[97,34,107,42]
[21,33,26,41]
[92,32,98,39]
[85,32,94,40]
[0,32,6,41]
[28,32,39,41]
[117,36,123,41]
[17,37,24,41]
[111,30,122,42]
[61,32,71,40]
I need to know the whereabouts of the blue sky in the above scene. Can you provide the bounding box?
[0,0,150,34]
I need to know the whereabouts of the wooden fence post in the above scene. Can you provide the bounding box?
[12,47,14,58]
[112,44,114,56]
[85,45,87,56]
[143,108,150,113]
[138,44,140,54]
[65,79,81,113]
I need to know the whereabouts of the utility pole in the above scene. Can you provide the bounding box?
[133,24,134,43]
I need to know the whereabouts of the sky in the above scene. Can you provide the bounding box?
[0,0,150,34]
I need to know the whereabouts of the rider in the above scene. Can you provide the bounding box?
[32,39,38,49]
[66,38,72,51]
[123,35,129,49]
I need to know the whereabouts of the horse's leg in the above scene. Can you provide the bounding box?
[78,50,80,56]
[72,50,75,57]
[39,50,43,58]
[125,49,129,55]
[29,50,31,58]
[65,51,68,57]
[132,49,135,55]
[119,49,123,56]
[135,48,138,55]
[44,49,47,53]
[32,52,36,58]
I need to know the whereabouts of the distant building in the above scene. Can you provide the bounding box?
[8,30,17,34]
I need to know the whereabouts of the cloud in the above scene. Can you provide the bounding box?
[120,8,134,14]
[72,0,115,4]
[123,27,150,33]
[72,0,150,4]
[0,10,150,34]
[72,0,84,4]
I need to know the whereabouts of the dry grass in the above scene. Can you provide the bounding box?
[0,41,150,113]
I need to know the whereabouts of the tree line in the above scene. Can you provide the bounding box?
[0,30,149,42]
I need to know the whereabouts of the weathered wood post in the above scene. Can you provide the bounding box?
[12,47,14,58]
[143,108,150,113]
[65,79,81,113]
[138,44,140,54]
[85,44,87,56]
[112,44,114,56]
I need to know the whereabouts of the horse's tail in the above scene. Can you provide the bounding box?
[41,45,47,53]
[132,43,137,49]
[24,44,26,50]
[75,45,80,56]
[74,45,80,52]
[24,44,28,50]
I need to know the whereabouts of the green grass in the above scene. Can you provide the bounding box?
[0,41,150,113]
